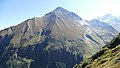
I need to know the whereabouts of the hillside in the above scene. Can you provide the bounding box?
[0,7,119,68]
[74,33,120,68]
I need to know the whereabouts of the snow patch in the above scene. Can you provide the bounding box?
[86,27,92,34]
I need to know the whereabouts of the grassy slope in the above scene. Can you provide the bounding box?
[74,33,120,68]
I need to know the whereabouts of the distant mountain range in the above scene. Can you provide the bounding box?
[97,14,120,31]
[0,7,120,68]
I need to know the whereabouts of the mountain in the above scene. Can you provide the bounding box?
[84,14,120,46]
[0,7,119,68]
[87,19,118,44]
[74,33,120,68]
[97,14,120,31]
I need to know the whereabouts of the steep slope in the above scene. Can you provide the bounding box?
[0,7,118,68]
[74,33,120,68]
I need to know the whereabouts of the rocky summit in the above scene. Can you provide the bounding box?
[0,7,119,68]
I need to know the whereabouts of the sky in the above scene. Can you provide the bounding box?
[0,0,120,30]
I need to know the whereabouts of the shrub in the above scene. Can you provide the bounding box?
[92,50,105,61]
[107,37,120,49]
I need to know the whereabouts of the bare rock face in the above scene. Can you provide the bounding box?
[0,7,118,68]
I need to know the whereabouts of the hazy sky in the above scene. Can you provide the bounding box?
[0,0,120,30]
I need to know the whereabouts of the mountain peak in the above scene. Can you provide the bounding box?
[55,7,65,10]
[103,14,113,19]
[51,7,82,20]
[52,7,69,14]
